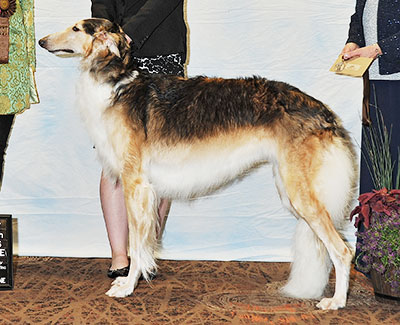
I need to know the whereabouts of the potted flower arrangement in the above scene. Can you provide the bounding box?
[350,111,400,303]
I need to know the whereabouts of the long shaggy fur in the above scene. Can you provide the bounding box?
[39,18,358,310]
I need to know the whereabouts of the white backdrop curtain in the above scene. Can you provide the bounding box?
[0,0,362,261]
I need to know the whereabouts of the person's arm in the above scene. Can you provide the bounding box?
[377,30,400,62]
[346,1,365,47]
[122,0,183,51]
[343,0,400,62]
[20,0,39,104]
[342,0,374,60]
[91,0,118,21]
[20,0,36,71]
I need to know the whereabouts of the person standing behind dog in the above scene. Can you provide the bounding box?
[0,0,39,190]
[341,0,400,274]
[91,0,187,278]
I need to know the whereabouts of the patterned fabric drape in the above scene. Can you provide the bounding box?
[0,0,17,63]
[0,0,39,114]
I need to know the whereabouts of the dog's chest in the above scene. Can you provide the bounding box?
[76,72,121,176]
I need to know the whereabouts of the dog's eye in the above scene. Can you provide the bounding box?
[72,26,80,32]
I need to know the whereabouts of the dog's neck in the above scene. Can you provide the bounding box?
[80,44,134,85]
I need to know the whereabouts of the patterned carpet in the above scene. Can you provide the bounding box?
[0,257,399,324]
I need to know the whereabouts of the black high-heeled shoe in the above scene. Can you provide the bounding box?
[107,266,157,280]
[107,266,129,278]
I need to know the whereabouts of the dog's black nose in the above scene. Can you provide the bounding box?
[38,38,46,48]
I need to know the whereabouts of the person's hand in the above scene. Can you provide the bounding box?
[342,43,382,60]
[341,42,359,56]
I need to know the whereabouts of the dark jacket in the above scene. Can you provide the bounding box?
[91,0,187,61]
[347,0,400,75]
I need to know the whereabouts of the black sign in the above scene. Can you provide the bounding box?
[0,214,13,290]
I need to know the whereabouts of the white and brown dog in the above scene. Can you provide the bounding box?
[39,18,357,310]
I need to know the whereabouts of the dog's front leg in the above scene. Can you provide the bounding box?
[106,174,158,298]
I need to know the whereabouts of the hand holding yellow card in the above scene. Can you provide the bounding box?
[329,55,373,77]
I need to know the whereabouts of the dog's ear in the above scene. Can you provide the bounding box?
[109,22,122,34]
[94,31,121,57]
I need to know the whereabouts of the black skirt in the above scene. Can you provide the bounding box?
[360,80,400,194]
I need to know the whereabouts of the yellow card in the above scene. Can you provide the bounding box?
[329,55,373,77]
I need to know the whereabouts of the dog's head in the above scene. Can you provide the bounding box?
[38,18,129,60]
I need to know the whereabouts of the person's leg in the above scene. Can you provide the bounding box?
[360,80,400,193]
[157,198,171,238]
[100,172,130,271]
[0,114,15,190]
[373,81,400,183]
[101,174,170,270]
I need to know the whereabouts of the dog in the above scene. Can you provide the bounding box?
[39,18,357,310]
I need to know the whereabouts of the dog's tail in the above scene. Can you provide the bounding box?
[280,134,357,299]
[282,219,332,299]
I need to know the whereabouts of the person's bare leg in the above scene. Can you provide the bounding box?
[157,198,171,239]
[100,172,129,270]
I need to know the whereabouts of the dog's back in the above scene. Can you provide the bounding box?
[117,73,347,144]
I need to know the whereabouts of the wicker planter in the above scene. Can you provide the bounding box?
[370,268,400,304]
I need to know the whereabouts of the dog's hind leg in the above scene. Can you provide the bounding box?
[274,164,332,300]
[295,208,352,310]
[276,138,355,310]
[312,140,356,310]
[106,172,158,298]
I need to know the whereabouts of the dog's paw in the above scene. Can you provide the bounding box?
[316,297,345,310]
[106,276,135,298]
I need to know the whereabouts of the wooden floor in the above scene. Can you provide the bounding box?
[1,257,399,324]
